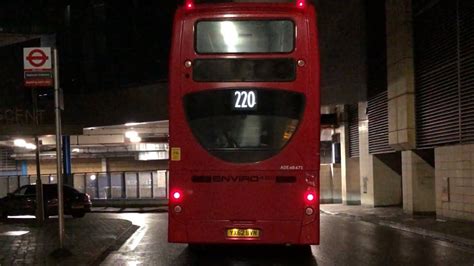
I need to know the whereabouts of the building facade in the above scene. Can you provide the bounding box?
[327,0,474,222]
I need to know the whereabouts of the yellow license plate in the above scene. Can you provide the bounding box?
[227,228,260,238]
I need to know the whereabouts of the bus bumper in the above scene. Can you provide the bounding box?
[168,218,319,245]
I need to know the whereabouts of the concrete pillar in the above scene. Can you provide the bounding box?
[359,101,375,206]
[320,126,342,204]
[337,108,361,205]
[402,150,435,214]
[386,0,416,150]
[21,161,28,175]
[101,158,108,172]
[320,164,333,203]
[331,164,342,203]
[386,0,436,214]
[320,164,342,204]
[359,102,402,207]
[344,157,361,205]
[0,178,7,198]
[373,153,402,206]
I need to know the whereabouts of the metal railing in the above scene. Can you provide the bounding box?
[0,170,169,200]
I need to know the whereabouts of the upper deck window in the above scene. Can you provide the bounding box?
[196,20,294,53]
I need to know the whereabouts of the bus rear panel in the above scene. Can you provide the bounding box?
[168,1,320,245]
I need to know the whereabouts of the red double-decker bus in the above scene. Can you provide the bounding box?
[168,0,320,245]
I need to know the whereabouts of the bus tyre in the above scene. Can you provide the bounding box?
[72,210,85,218]
[188,244,205,252]
[289,245,312,255]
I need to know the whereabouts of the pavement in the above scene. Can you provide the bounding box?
[101,212,474,265]
[0,215,138,265]
[1,205,473,265]
[91,206,168,213]
[320,204,474,250]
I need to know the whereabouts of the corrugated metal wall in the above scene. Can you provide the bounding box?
[368,91,394,154]
[415,0,474,148]
[366,0,392,155]
[0,148,17,173]
[459,1,474,143]
[348,104,360,158]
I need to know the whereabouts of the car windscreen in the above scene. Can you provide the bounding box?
[25,186,36,195]
[184,89,305,163]
[13,186,29,195]
[64,186,79,195]
[42,185,79,196]
[196,20,294,53]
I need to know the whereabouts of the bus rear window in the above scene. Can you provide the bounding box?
[184,89,305,163]
[196,20,294,53]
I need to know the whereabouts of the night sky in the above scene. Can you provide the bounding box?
[0,0,178,94]
[0,0,378,110]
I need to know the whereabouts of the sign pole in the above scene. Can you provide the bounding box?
[34,136,44,223]
[53,48,65,249]
[32,89,45,225]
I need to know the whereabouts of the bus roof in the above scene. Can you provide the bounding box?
[181,1,310,14]
[193,0,296,3]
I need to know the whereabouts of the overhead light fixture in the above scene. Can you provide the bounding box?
[25,143,37,150]
[14,139,27,147]
[125,131,138,139]
[72,148,80,153]
[0,231,30,236]
[125,122,140,127]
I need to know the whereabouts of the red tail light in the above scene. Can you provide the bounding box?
[171,190,183,202]
[185,0,194,9]
[296,0,305,9]
[305,191,315,204]
[173,191,181,200]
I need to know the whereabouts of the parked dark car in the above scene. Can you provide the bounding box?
[0,184,91,219]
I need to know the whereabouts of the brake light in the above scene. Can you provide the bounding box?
[305,191,315,203]
[171,190,183,202]
[173,191,181,200]
[296,0,305,9]
[185,0,193,9]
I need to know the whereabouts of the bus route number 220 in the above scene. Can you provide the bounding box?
[233,90,257,110]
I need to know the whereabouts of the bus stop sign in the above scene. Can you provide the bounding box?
[23,47,54,87]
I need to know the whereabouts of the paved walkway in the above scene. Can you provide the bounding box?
[0,215,137,265]
[91,206,168,213]
[321,204,474,250]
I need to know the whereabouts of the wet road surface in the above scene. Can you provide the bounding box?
[99,212,474,265]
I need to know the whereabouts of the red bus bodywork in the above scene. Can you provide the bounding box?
[168,1,320,245]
